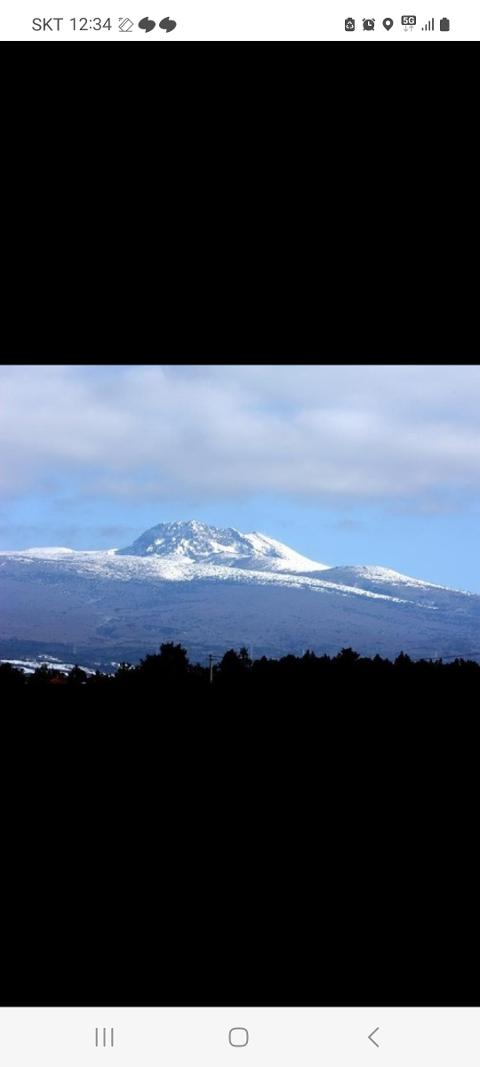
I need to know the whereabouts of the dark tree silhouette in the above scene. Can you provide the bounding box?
[138,642,189,683]
[67,666,88,685]
[0,662,26,691]
[2,643,479,708]
[218,649,249,678]
[336,647,361,665]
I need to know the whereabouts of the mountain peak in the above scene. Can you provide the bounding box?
[116,520,329,572]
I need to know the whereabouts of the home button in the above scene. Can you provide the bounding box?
[229,1028,249,1047]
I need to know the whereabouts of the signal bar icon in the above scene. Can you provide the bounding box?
[421,16,434,28]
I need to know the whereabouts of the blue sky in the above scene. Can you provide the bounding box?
[2,363,480,592]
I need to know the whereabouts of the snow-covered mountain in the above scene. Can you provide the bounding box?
[116,519,330,573]
[1,520,479,666]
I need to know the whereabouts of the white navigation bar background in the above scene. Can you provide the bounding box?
[1,2,479,39]
[0,1008,479,1067]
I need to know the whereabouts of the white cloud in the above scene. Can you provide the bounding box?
[1,364,480,504]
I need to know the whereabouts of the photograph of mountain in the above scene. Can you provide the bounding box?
[1,364,479,681]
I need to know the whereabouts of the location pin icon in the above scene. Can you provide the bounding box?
[383,16,393,27]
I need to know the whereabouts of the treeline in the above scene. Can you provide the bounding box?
[1,642,479,703]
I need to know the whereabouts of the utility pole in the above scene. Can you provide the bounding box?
[208,653,213,685]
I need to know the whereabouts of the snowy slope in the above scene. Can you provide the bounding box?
[0,655,96,675]
[316,564,476,611]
